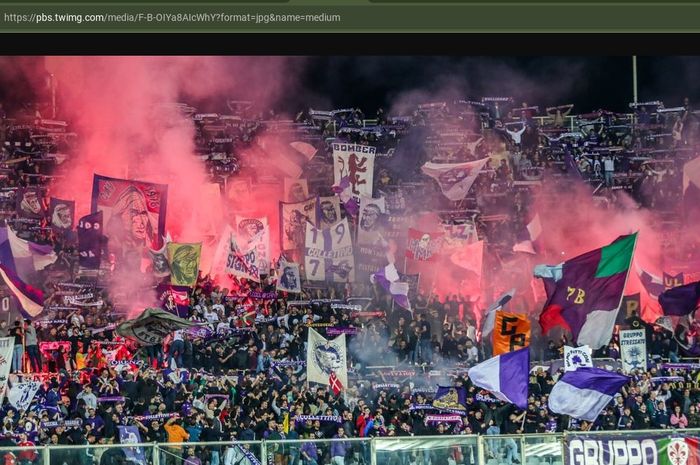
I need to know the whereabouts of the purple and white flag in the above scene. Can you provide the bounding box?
[371,262,410,310]
[467,346,529,409]
[421,158,489,201]
[0,265,44,318]
[548,367,629,421]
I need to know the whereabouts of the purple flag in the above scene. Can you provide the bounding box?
[659,281,700,316]
[78,211,103,270]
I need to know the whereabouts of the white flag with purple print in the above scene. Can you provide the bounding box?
[467,346,529,409]
[421,158,490,201]
[548,367,629,421]
[563,345,593,372]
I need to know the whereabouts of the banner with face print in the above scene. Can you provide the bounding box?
[235,216,270,273]
[284,178,310,203]
[357,196,386,246]
[304,218,354,283]
[276,257,302,293]
[167,243,201,287]
[317,196,341,229]
[16,187,45,219]
[332,143,376,202]
[48,198,75,232]
[91,175,168,256]
[280,198,317,252]
[306,327,348,388]
[405,229,444,262]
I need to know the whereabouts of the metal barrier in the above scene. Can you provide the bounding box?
[6,429,700,465]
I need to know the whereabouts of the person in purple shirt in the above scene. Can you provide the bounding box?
[84,407,105,436]
[300,440,318,465]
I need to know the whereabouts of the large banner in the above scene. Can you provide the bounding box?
[148,242,171,278]
[441,222,477,250]
[664,272,685,290]
[284,178,309,203]
[332,143,376,202]
[8,381,40,411]
[48,198,75,232]
[306,327,348,389]
[91,174,168,255]
[304,219,354,283]
[280,198,317,251]
[0,337,14,406]
[317,196,342,229]
[357,196,386,246]
[77,211,103,270]
[225,234,260,283]
[116,307,196,345]
[157,284,190,318]
[276,257,301,293]
[15,187,44,220]
[620,328,648,373]
[235,216,270,273]
[167,243,201,287]
[565,433,700,465]
[118,426,147,465]
[405,229,444,262]
[493,311,531,355]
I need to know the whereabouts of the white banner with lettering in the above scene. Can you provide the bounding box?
[563,345,593,372]
[304,218,354,283]
[332,143,376,202]
[620,328,647,373]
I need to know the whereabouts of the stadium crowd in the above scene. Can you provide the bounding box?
[0,91,699,465]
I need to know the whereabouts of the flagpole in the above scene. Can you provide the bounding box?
[613,233,640,337]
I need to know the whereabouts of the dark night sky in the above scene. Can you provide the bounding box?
[289,57,700,115]
[1,56,699,116]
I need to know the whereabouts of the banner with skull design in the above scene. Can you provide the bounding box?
[306,327,348,389]
[405,228,444,262]
[421,158,490,201]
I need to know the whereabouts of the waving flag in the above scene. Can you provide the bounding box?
[116,307,196,345]
[329,371,343,396]
[8,381,41,411]
[513,214,542,255]
[467,346,529,409]
[535,233,637,349]
[0,265,44,318]
[659,281,700,316]
[371,262,411,310]
[450,240,483,273]
[480,289,516,339]
[492,311,531,355]
[548,367,629,421]
[421,158,489,201]
[0,227,57,283]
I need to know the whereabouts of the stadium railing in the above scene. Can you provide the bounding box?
[5,428,700,465]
